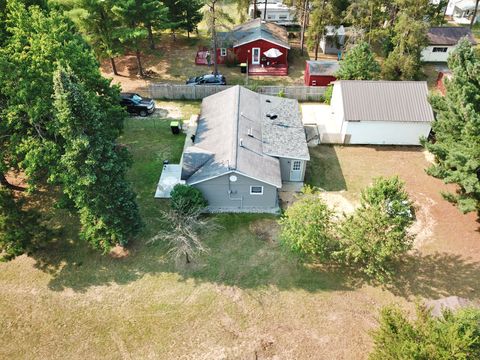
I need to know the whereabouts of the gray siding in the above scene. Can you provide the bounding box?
[279,158,306,182]
[193,173,278,211]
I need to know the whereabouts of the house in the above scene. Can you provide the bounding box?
[180,85,310,212]
[421,27,477,62]
[452,0,480,25]
[248,2,297,25]
[304,60,340,86]
[216,19,290,76]
[320,26,345,55]
[328,81,435,145]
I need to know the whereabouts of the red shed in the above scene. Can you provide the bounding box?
[216,19,290,76]
[436,70,452,96]
[304,60,340,86]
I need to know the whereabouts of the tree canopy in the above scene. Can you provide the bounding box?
[336,42,381,80]
[370,305,480,359]
[424,39,480,215]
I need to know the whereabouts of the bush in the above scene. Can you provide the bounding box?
[335,177,414,282]
[370,305,480,359]
[279,190,337,260]
[279,177,414,283]
[170,184,207,215]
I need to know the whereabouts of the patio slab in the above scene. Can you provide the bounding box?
[154,164,184,198]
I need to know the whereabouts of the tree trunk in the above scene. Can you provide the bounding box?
[470,0,479,29]
[187,31,190,39]
[211,1,219,75]
[135,49,144,77]
[300,0,309,55]
[185,252,190,264]
[314,34,319,60]
[253,0,257,19]
[147,24,155,50]
[110,57,118,75]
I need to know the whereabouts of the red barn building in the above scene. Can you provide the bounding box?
[215,19,290,76]
[304,60,340,86]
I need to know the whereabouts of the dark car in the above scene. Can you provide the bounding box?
[186,74,227,85]
[120,93,155,117]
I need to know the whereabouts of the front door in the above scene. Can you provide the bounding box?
[290,160,303,181]
[252,47,260,65]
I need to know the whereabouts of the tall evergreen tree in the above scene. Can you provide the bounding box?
[336,42,381,80]
[424,39,480,215]
[52,66,142,251]
[74,0,123,74]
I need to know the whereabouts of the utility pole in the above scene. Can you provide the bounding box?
[470,0,479,29]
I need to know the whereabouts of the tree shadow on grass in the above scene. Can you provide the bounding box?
[385,250,480,301]
[31,215,480,300]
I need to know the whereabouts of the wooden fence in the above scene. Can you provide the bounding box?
[147,84,326,102]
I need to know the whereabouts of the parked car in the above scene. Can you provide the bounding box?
[120,93,155,117]
[186,74,227,85]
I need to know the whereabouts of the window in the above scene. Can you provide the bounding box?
[432,47,448,53]
[250,186,264,195]
[279,15,288,20]
[220,48,227,57]
[292,161,301,171]
[267,15,275,20]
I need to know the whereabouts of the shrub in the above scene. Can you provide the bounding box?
[279,190,337,260]
[370,305,480,359]
[335,177,414,282]
[170,184,207,215]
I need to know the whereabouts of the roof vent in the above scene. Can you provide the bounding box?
[266,99,271,103]
[239,138,244,147]
[266,113,278,120]
[247,128,254,137]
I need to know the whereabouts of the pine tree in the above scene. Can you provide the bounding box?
[52,66,142,251]
[424,39,480,215]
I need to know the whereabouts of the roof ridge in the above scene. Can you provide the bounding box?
[230,85,241,170]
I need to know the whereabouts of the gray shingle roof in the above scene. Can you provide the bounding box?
[217,19,290,49]
[338,81,435,123]
[427,27,477,45]
[182,86,309,187]
[306,60,340,76]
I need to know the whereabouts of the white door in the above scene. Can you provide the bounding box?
[290,160,302,181]
[252,48,260,64]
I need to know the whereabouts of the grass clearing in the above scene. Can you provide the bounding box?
[1,113,480,359]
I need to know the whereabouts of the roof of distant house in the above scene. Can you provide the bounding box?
[217,18,290,49]
[337,81,435,123]
[427,27,477,45]
[306,60,340,76]
[182,86,309,187]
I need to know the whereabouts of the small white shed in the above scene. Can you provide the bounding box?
[330,81,435,145]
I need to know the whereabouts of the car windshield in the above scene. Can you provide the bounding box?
[132,94,143,103]
[195,76,204,82]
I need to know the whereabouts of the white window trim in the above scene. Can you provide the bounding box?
[250,186,264,195]
[252,47,261,64]
[220,48,227,56]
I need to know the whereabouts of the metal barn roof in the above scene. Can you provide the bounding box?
[337,81,435,123]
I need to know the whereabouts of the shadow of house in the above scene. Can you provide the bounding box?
[305,145,347,191]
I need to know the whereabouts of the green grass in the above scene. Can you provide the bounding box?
[4,112,479,359]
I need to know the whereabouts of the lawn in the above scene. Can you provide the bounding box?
[2,112,480,359]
